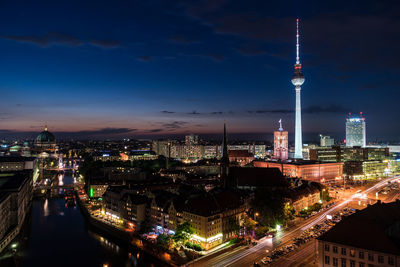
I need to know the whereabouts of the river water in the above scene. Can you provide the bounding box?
[3,174,166,267]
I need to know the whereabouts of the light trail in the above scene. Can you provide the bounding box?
[217,176,400,267]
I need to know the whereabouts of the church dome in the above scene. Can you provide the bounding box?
[35,126,56,145]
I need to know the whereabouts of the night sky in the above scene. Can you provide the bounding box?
[0,0,399,141]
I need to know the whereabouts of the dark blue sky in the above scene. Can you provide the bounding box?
[0,0,399,141]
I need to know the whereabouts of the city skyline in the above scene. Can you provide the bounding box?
[0,1,399,141]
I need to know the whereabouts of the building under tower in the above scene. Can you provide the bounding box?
[273,119,288,161]
[346,112,366,147]
[291,18,305,159]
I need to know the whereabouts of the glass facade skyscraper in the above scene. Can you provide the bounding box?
[346,113,366,147]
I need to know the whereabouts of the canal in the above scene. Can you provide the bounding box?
[2,174,165,267]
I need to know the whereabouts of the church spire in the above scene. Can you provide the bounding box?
[221,121,228,163]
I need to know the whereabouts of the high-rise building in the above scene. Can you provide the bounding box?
[185,134,199,146]
[346,112,366,147]
[273,119,288,161]
[320,135,334,147]
[291,19,305,159]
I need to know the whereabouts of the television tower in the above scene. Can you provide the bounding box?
[291,18,305,159]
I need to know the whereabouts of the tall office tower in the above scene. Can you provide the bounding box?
[346,112,366,147]
[185,134,199,146]
[273,119,289,161]
[320,135,335,147]
[291,19,305,159]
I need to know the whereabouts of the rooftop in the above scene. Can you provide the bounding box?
[229,166,289,188]
[318,200,400,255]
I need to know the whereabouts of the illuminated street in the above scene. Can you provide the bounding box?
[192,176,400,267]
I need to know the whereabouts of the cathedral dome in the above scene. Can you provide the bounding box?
[35,126,56,146]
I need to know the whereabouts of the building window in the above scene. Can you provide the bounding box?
[341,258,347,267]
[377,255,384,263]
[368,265,374,267]
[359,263,364,267]
[350,260,355,267]
[368,253,374,261]
[388,256,394,265]
[325,244,330,252]
[342,248,347,255]
[359,251,364,259]
[350,249,355,257]
[325,256,330,264]
[333,246,338,253]
[333,257,338,267]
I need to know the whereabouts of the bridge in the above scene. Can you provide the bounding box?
[34,183,77,190]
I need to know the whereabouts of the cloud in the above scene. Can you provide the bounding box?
[1,32,120,49]
[161,110,176,114]
[248,104,348,114]
[137,56,152,62]
[162,121,188,130]
[88,39,121,48]
[74,127,137,136]
[187,111,202,115]
[148,129,163,133]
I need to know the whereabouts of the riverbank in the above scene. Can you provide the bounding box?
[77,196,183,266]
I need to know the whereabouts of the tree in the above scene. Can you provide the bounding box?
[173,222,194,246]
[251,188,293,227]
[157,234,173,250]
[243,216,257,235]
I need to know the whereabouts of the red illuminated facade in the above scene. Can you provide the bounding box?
[254,161,343,184]
[273,130,288,161]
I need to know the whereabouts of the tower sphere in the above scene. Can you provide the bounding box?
[291,68,305,86]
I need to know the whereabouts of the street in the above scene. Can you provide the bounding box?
[193,176,400,267]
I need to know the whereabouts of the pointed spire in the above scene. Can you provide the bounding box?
[279,119,283,131]
[296,18,300,65]
[44,124,48,131]
[222,121,228,161]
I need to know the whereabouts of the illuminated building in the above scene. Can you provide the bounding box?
[183,190,248,250]
[346,112,366,147]
[344,160,388,180]
[34,125,56,152]
[254,160,343,184]
[309,147,389,163]
[273,119,288,161]
[185,134,199,146]
[318,201,400,267]
[228,150,254,166]
[0,172,33,252]
[92,151,121,161]
[291,19,305,159]
[0,156,36,172]
[320,135,334,147]
[287,182,322,214]
[129,150,158,161]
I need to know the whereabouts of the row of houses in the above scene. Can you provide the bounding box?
[102,185,250,250]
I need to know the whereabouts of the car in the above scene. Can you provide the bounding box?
[261,258,268,265]
[266,232,275,238]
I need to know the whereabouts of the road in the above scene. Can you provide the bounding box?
[193,176,400,267]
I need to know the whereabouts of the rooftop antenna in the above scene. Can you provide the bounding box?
[296,18,300,65]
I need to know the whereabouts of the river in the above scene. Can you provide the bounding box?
[2,173,166,267]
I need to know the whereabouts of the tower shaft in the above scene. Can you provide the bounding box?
[294,86,303,158]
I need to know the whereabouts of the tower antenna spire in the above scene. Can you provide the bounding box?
[296,18,300,64]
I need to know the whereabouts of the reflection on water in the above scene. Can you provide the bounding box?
[15,174,165,267]
[58,174,64,186]
[43,198,49,217]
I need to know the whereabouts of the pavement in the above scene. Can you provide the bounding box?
[192,176,400,267]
